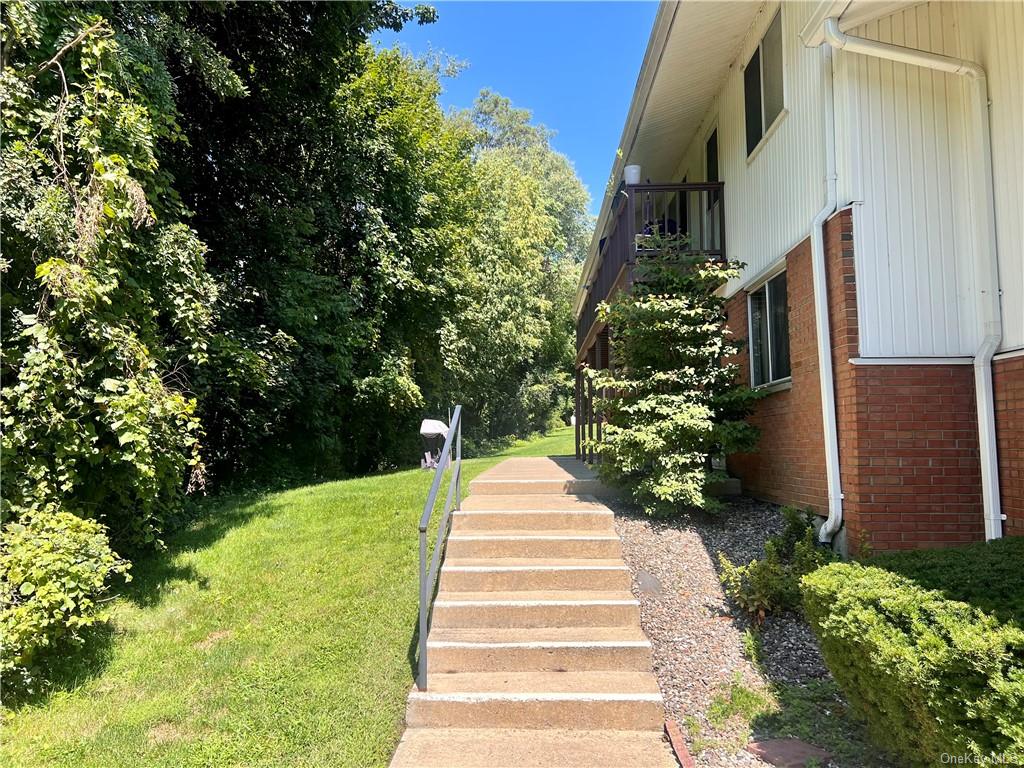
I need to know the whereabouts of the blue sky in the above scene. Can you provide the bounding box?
[373,2,659,216]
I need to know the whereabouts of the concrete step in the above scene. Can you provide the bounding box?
[406,671,665,730]
[461,494,610,512]
[427,626,652,673]
[390,728,678,767]
[451,508,614,532]
[469,479,605,496]
[446,531,622,560]
[439,560,630,592]
[431,591,640,629]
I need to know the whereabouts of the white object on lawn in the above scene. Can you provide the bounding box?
[420,419,450,470]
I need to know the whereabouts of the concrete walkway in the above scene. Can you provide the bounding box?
[390,457,677,767]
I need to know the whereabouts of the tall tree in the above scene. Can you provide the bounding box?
[1,2,246,546]
[440,93,588,441]
[163,6,470,477]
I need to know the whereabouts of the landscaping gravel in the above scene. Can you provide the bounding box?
[758,612,830,685]
[611,496,835,768]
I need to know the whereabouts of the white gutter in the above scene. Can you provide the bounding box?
[809,43,843,544]
[822,17,1004,540]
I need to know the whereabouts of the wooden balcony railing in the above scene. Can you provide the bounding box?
[576,182,725,358]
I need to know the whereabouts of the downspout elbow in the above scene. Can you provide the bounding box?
[976,329,1001,368]
[823,17,847,50]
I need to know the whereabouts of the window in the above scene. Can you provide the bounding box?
[705,130,718,183]
[744,11,784,155]
[748,271,790,386]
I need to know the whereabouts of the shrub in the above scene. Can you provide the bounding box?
[592,235,759,514]
[869,536,1024,626]
[802,562,1024,766]
[719,507,834,621]
[1,508,130,683]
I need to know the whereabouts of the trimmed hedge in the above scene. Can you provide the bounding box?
[870,536,1024,626]
[802,563,1024,766]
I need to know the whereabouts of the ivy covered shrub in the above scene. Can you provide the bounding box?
[0,4,240,548]
[592,237,759,513]
[718,507,834,621]
[0,1,238,684]
[1,508,130,685]
[802,563,1024,766]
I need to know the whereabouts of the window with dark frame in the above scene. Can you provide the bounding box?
[705,130,718,183]
[748,271,790,387]
[744,10,784,156]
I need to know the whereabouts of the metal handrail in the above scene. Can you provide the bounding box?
[417,404,462,690]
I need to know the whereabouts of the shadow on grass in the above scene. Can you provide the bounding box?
[122,494,280,608]
[407,614,421,684]
[6,491,283,711]
[5,623,118,711]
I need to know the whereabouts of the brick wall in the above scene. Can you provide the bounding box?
[838,364,984,550]
[994,354,1024,536]
[725,240,828,514]
[726,207,992,552]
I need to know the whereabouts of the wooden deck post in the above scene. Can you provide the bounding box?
[586,374,594,464]
[574,368,582,460]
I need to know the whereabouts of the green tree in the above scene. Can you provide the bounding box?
[440,93,588,443]
[163,6,470,477]
[0,0,244,684]
[1,2,245,547]
[592,238,760,513]
[0,0,435,682]
[472,91,592,263]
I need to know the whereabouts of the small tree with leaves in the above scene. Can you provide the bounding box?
[591,236,759,513]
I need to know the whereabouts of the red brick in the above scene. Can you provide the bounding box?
[995,355,1024,537]
[724,207,995,553]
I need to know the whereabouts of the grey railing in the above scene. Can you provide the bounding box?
[417,404,462,691]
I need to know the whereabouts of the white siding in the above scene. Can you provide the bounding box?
[673,2,827,295]
[834,0,1023,356]
[665,0,1021,356]
[834,2,980,357]
[955,0,1024,352]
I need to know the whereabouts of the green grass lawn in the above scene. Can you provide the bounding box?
[1,428,577,768]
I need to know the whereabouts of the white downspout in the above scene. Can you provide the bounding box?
[811,43,843,544]
[823,17,1004,540]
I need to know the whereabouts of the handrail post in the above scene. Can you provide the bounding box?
[418,529,427,690]
[456,418,462,511]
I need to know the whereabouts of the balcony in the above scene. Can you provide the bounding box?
[576,182,725,359]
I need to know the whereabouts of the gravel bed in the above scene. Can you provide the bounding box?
[758,612,830,685]
[611,496,833,767]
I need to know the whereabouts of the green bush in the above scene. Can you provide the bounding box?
[1,508,130,683]
[591,238,760,514]
[802,562,1024,766]
[869,536,1024,626]
[719,507,834,620]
